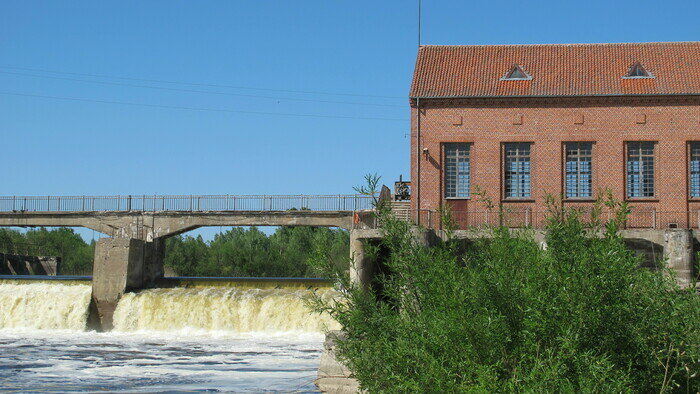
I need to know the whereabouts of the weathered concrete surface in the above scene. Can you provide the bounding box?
[0,254,60,275]
[349,229,383,287]
[315,331,360,394]
[0,210,357,240]
[90,238,164,330]
[664,229,695,287]
[91,238,144,330]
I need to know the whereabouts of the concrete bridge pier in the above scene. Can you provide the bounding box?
[663,229,695,287]
[349,229,382,287]
[89,237,165,331]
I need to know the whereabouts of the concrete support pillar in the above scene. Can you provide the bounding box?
[349,231,372,287]
[663,229,695,288]
[89,237,164,331]
[409,227,438,247]
[143,238,166,287]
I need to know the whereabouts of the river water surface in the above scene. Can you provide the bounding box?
[0,279,339,392]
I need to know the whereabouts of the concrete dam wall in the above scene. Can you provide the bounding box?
[0,254,60,276]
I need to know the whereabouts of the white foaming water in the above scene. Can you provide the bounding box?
[0,330,325,392]
[0,281,338,391]
[0,282,92,330]
[113,286,341,334]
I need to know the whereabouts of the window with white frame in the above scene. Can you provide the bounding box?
[504,142,531,198]
[691,142,700,198]
[627,141,655,198]
[444,143,471,198]
[565,142,593,199]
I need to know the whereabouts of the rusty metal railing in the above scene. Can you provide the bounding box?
[0,195,374,213]
[380,209,700,230]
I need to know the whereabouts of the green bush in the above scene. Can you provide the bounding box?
[312,199,700,392]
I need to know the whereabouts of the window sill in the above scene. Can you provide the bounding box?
[445,197,471,200]
[563,198,597,203]
[501,198,535,203]
[625,198,659,203]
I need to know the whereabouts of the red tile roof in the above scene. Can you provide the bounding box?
[410,42,700,98]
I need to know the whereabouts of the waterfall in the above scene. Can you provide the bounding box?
[0,281,92,330]
[0,279,339,334]
[112,286,340,334]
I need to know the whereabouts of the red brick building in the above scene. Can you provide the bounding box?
[409,42,700,229]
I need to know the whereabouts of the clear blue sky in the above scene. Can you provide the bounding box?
[1,0,698,238]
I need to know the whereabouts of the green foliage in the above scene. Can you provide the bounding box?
[164,226,349,277]
[0,227,94,274]
[313,196,700,392]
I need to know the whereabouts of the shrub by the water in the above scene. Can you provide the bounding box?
[311,198,700,392]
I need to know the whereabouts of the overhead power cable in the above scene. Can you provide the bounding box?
[0,91,406,122]
[0,65,403,99]
[0,70,403,108]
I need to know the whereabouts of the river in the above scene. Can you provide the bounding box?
[0,279,339,392]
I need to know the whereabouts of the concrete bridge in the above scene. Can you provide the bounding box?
[0,194,374,329]
[1,194,697,330]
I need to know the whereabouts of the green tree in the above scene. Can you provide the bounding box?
[0,227,94,274]
[164,226,349,277]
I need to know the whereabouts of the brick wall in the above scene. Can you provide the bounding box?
[410,96,700,229]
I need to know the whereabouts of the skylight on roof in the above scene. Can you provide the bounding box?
[501,65,532,81]
[623,62,654,79]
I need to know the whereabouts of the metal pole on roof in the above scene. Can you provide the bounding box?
[418,0,422,47]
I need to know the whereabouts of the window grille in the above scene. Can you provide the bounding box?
[444,143,471,198]
[565,142,593,198]
[691,142,700,198]
[627,142,655,198]
[504,142,531,198]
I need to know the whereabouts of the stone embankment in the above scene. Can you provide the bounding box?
[316,331,360,393]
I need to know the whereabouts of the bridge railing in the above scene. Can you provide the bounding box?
[0,195,374,213]
[379,209,700,230]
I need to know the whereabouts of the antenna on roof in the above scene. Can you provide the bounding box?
[418,0,422,47]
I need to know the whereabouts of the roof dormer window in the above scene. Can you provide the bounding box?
[623,62,654,79]
[501,65,532,81]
